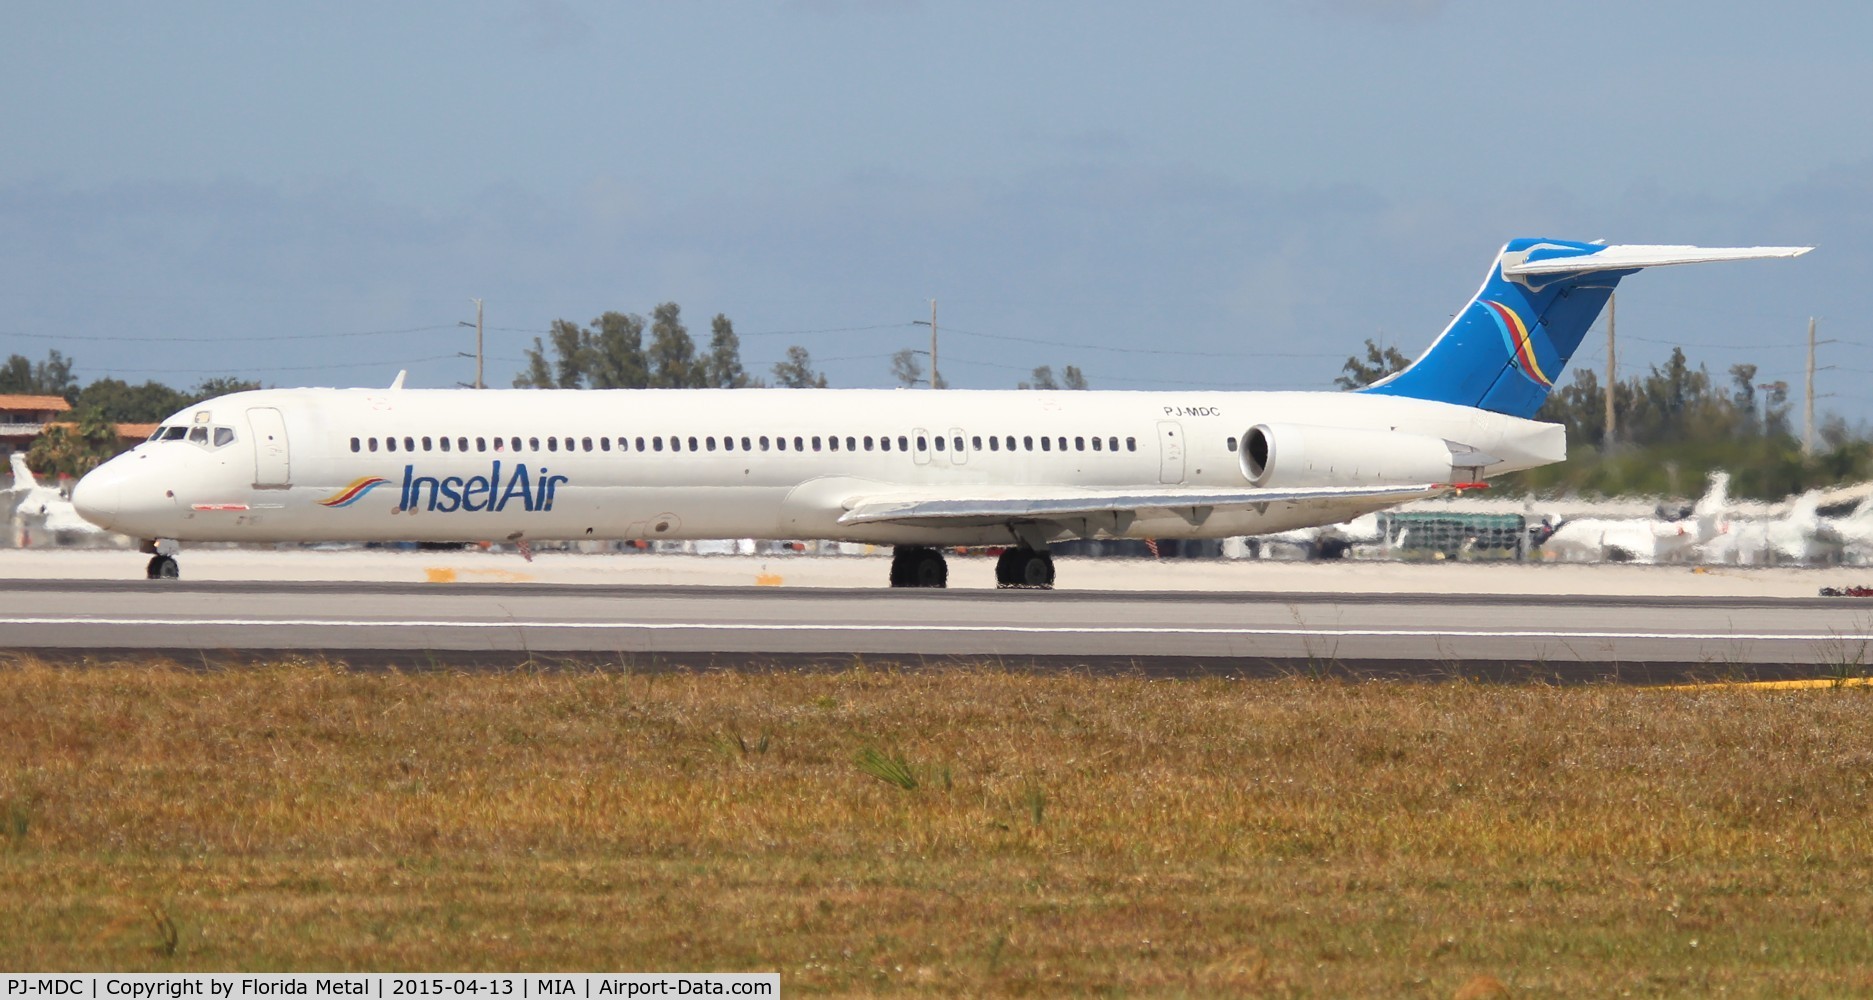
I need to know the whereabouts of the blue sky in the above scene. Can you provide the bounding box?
[1,1,1865,417]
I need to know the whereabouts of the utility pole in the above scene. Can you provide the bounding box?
[473,298,484,390]
[1804,316,1818,457]
[913,299,940,388]
[1603,293,1616,448]
[458,299,485,389]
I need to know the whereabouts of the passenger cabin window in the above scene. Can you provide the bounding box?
[440,437,451,452]
[880,436,891,452]
[1022,435,1033,451]
[1126,437,1137,451]
[387,437,398,452]
[972,435,982,450]
[917,435,928,451]
[367,438,379,453]
[1226,436,1238,452]
[1040,437,1050,452]
[1092,436,1102,451]
[988,437,999,452]
[934,436,944,452]
[897,435,908,451]
[350,437,361,453]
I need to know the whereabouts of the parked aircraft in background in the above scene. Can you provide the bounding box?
[1541,472,1731,564]
[5,454,110,546]
[70,238,1810,585]
[1699,490,1873,565]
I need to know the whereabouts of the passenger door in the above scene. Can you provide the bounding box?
[1157,420,1185,484]
[247,407,291,487]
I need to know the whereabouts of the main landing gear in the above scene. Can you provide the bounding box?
[995,547,1055,589]
[889,546,949,588]
[887,544,1057,589]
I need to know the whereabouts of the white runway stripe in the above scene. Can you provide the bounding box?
[0,616,1865,643]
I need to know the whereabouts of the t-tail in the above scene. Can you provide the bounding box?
[1362,238,1812,419]
[8,453,37,490]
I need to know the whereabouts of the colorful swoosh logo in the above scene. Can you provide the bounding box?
[319,476,387,508]
[1480,299,1552,388]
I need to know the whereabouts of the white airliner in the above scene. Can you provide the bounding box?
[71,238,1810,586]
[7,453,110,545]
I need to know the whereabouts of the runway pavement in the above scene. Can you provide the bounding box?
[4,577,1871,681]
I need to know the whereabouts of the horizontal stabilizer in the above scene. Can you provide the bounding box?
[1502,244,1812,277]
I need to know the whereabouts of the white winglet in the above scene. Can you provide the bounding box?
[1503,244,1813,277]
[389,370,407,390]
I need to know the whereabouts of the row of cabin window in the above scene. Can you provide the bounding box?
[349,433,1145,456]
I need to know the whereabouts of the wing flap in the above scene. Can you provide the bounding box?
[838,483,1453,527]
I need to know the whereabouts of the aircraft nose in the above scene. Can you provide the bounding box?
[71,469,121,529]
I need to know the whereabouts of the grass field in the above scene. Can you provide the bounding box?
[3,658,1872,996]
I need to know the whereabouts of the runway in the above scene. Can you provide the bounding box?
[4,578,1870,681]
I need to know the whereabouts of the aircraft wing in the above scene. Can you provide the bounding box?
[837,483,1453,529]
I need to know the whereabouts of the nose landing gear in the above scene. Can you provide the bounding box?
[141,539,180,580]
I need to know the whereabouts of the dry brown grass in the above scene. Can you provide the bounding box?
[3,657,1872,996]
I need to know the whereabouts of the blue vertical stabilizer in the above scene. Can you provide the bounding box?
[1361,239,1812,419]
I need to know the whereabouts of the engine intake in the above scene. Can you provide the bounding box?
[1240,423,1492,488]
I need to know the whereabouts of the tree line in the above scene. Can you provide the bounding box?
[1337,338,1871,500]
[519,303,1091,392]
[3,349,262,475]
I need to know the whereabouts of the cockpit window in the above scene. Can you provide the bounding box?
[213,427,235,447]
[161,427,188,441]
[188,427,209,445]
[147,427,166,442]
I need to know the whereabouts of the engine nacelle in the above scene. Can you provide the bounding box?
[1240,423,1486,488]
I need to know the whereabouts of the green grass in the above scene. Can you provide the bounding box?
[3,658,1872,996]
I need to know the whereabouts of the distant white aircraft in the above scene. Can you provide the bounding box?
[70,238,1811,584]
[6,453,111,545]
[1701,489,1873,566]
[1252,511,1389,560]
[1542,472,1731,564]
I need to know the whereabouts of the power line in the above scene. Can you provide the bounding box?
[3,324,458,344]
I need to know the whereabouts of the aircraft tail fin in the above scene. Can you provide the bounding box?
[8,453,36,490]
[1361,239,1812,419]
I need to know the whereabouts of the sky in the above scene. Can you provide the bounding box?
[1,1,1868,421]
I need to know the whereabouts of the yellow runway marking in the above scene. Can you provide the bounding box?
[424,566,536,584]
[1659,676,1873,692]
[755,573,784,586]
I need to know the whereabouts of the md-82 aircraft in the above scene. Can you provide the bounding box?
[72,238,1809,587]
